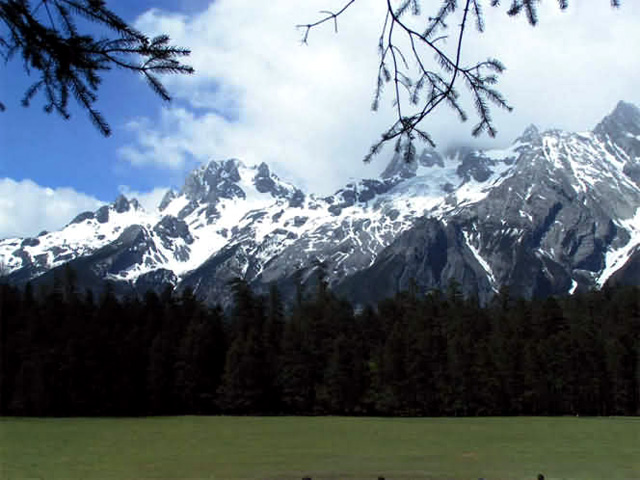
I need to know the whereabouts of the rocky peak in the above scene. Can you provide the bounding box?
[251,161,306,206]
[218,158,242,181]
[380,148,445,181]
[69,194,142,226]
[594,101,640,186]
[253,162,277,194]
[516,124,542,146]
[593,101,640,142]
[112,195,142,214]
[181,158,245,204]
[456,150,494,183]
[113,195,131,213]
[380,151,418,180]
[159,190,176,211]
[596,101,640,133]
[256,162,270,177]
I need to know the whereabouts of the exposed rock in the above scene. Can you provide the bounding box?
[21,238,40,247]
[159,190,176,211]
[70,211,95,225]
[96,206,110,224]
[154,216,193,244]
[114,195,131,213]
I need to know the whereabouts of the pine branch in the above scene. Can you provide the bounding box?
[304,0,621,161]
[0,0,193,136]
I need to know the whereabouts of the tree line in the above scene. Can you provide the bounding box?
[0,269,638,417]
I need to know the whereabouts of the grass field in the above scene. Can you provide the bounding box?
[1,416,638,480]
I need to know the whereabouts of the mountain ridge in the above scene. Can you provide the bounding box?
[2,101,639,305]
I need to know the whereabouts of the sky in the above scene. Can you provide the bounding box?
[0,0,639,239]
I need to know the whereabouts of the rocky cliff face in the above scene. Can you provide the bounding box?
[336,104,640,303]
[2,102,639,306]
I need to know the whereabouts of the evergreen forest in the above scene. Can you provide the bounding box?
[0,269,638,417]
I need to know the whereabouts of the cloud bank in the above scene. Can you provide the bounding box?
[0,179,104,239]
[0,179,171,239]
[119,1,640,194]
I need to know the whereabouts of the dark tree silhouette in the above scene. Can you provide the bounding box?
[299,0,622,162]
[1,272,638,416]
[0,0,194,135]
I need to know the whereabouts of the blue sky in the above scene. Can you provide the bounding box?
[1,0,639,238]
[0,0,210,201]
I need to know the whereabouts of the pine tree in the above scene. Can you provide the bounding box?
[218,278,273,413]
[176,302,226,414]
[278,310,315,414]
[218,328,271,414]
[262,284,285,411]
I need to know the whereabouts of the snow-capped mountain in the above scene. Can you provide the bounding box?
[2,101,639,305]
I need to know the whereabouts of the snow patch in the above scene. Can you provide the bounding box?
[598,207,640,287]
[569,279,578,295]
[463,230,496,287]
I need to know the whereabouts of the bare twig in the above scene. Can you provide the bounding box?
[300,0,618,162]
[296,0,358,44]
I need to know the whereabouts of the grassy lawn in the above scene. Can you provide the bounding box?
[1,416,638,480]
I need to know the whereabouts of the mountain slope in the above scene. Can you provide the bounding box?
[337,104,640,303]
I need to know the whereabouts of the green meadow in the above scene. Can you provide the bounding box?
[1,416,638,480]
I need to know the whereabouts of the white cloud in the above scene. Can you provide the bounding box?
[118,185,170,212]
[120,1,640,194]
[118,110,204,170]
[471,2,640,135]
[0,178,104,239]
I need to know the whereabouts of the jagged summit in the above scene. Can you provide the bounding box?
[603,100,640,124]
[114,194,142,213]
[159,189,176,211]
[380,151,417,180]
[593,101,640,186]
[68,193,143,227]
[165,158,305,211]
[181,158,244,203]
[517,124,542,145]
[594,101,640,141]
[380,149,445,180]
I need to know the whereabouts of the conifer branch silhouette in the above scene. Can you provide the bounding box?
[0,0,194,136]
[300,0,621,163]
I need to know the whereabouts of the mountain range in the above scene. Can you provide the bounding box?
[2,101,639,306]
